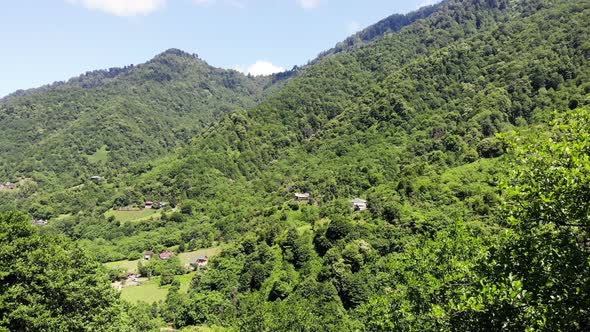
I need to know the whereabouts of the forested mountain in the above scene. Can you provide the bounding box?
[2,0,590,330]
[0,49,275,188]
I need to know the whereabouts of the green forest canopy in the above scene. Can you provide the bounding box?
[1,0,590,330]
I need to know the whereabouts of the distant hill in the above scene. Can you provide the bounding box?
[32,0,587,252]
[0,49,277,187]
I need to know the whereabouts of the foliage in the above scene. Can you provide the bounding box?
[0,0,589,330]
[449,108,590,331]
[0,212,128,331]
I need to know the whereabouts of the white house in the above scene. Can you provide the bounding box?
[350,198,368,211]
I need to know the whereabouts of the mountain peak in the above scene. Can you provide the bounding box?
[155,48,200,60]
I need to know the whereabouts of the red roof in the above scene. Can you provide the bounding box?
[145,201,154,205]
[159,251,173,260]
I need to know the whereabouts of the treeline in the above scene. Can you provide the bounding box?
[1,0,589,330]
[0,49,276,193]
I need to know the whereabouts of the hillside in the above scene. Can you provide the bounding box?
[0,49,276,188]
[135,0,587,221]
[123,0,589,329]
[2,0,590,330]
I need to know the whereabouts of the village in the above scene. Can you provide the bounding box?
[24,182,368,303]
[101,191,367,303]
[107,246,219,304]
[112,249,210,290]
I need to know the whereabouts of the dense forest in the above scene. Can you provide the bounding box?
[0,49,279,191]
[1,0,590,330]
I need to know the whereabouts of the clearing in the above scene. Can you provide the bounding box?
[87,144,109,163]
[104,247,221,274]
[120,271,196,303]
[177,247,221,266]
[104,208,160,223]
[105,259,140,274]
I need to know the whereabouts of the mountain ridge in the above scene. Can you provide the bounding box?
[2,0,590,330]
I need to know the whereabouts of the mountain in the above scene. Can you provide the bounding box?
[136,0,585,213]
[118,0,588,329]
[0,49,278,188]
[2,0,590,330]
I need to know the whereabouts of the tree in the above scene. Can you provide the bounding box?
[0,212,128,331]
[451,109,590,330]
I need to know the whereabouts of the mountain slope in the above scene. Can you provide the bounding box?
[104,0,587,329]
[140,0,581,201]
[0,49,276,187]
[3,0,590,330]
[41,0,587,259]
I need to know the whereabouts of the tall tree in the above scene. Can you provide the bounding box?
[0,212,128,331]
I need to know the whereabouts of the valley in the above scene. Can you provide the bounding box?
[1,0,590,330]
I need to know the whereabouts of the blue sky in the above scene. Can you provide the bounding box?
[1,0,438,97]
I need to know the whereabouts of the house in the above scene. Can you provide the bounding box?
[155,202,168,209]
[0,182,16,190]
[294,193,310,201]
[350,198,368,211]
[90,175,103,181]
[145,201,154,209]
[190,255,209,267]
[31,219,48,225]
[159,251,174,260]
[144,251,154,260]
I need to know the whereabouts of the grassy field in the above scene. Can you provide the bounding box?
[53,214,72,221]
[120,277,169,303]
[110,247,221,303]
[176,272,196,293]
[104,247,221,274]
[104,208,159,223]
[104,259,140,274]
[120,272,196,303]
[87,144,109,163]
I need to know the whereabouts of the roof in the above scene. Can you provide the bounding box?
[159,251,173,259]
[190,255,209,265]
[145,201,154,205]
[295,193,310,198]
[350,198,367,204]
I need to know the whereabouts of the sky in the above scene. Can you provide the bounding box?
[0,0,439,97]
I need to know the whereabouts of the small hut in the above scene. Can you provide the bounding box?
[350,198,368,211]
[294,193,310,201]
[190,255,209,267]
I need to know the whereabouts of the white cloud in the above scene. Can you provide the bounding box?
[297,0,320,10]
[236,61,285,76]
[66,0,166,16]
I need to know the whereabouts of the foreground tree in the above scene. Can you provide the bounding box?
[451,108,590,330]
[0,212,128,331]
